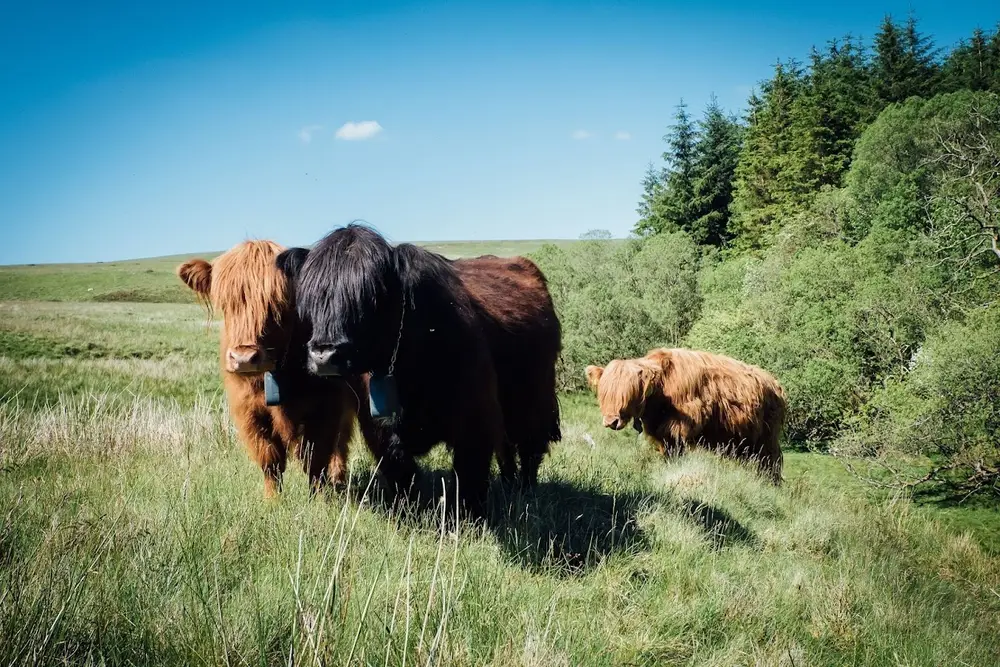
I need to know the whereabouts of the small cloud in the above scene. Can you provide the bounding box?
[614,131,631,140]
[298,125,324,144]
[571,129,592,140]
[335,120,384,141]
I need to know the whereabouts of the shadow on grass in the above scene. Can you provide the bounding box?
[340,465,652,576]
[487,479,655,577]
[342,464,758,576]
[680,499,758,550]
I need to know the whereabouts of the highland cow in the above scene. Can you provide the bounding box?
[585,347,785,484]
[453,255,562,487]
[177,240,364,498]
[276,224,562,516]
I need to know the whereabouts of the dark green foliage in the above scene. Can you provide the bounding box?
[942,27,999,92]
[636,99,743,245]
[634,163,666,236]
[788,39,877,195]
[689,97,743,246]
[729,61,806,249]
[635,101,699,237]
[529,232,702,391]
[872,15,939,104]
[660,100,699,230]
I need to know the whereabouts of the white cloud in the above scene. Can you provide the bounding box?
[571,129,592,140]
[335,120,384,141]
[614,131,631,140]
[298,124,324,144]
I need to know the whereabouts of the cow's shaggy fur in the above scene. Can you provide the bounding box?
[277,224,562,516]
[586,347,786,484]
[177,240,363,498]
[453,255,562,487]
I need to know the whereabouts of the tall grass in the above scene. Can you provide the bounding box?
[2,392,998,666]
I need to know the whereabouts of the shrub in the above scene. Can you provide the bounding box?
[837,305,1000,498]
[530,232,702,391]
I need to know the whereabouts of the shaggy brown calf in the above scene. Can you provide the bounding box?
[453,255,562,487]
[177,240,363,498]
[585,347,786,484]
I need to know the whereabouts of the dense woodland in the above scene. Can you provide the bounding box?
[531,16,1000,499]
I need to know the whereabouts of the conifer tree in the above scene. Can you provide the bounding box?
[635,163,666,237]
[903,14,939,93]
[633,101,700,237]
[944,30,988,91]
[729,61,806,249]
[689,96,742,246]
[789,37,876,195]
[873,15,938,104]
[945,26,1000,92]
[991,26,1000,92]
[658,100,699,232]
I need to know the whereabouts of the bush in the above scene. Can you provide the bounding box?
[837,305,1000,498]
[530,232,702,391]
[686,237,865,443]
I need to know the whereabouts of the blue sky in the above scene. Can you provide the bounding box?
[1,0,997,264]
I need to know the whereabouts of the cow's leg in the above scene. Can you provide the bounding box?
[233,409,288,498]
[300,420,338,497]
[518,442,546,488]
[496,437,518,485]
[450,433,494,521]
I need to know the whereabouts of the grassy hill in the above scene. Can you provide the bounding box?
[0,239,579,303]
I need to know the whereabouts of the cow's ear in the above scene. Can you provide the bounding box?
[276,247,309,281]
[645,348,672,376]
[177,259,212,297]
[637,360,661,398]
[584,365,604,391]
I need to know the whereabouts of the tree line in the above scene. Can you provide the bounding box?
[531,15,1000,500]
[637,16,1000,250]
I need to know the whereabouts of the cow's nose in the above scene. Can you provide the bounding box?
[226,346,264,372]
[308,340,353,376]
[603,415,624,430]
[308,343,335,367]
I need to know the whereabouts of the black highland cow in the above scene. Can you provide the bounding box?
[277,224,561,516]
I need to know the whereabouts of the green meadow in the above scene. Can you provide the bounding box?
[1,243,998,666]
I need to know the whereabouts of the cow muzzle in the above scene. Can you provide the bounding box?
[308,340,354,376]
[226,346,274,374]
[603,415,627,430]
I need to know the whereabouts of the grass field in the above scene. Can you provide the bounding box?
[2,242,999,666]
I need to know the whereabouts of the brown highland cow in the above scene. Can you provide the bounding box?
[177,240,364,498]
[585,347,786,484]
[453,254,562,488]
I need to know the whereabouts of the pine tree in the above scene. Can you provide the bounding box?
[729,60,806,249]
[903,14,939,93]
[658,100,699,231]
[788,37,876,196]
[633,101,700,237]
[689,96,743,246]
[943,30,991,92]
[635,163,666,237]
[873,15,906,103]
[991,26,1000,92]
[873,14,938,104]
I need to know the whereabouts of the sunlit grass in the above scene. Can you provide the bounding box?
[2,392,998,666]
